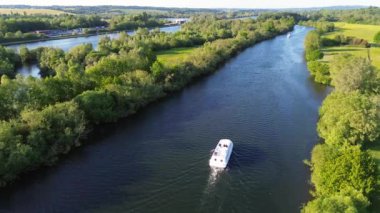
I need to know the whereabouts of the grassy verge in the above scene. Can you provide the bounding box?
[156,47,199,66]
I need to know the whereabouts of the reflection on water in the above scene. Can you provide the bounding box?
[207,167,224,189]
[16,64,40,78]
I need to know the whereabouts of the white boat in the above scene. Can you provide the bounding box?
[209,139,233,168]
[287,32,291,38]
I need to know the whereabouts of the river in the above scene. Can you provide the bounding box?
[10,25,181,78]
[0,26,329,213]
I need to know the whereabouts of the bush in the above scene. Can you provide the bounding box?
[305,49,324,61]
[318,92,380,146]
[302,189,370,213]
[307,61,330,84]
[74,90,120,124]
[374,31,380,44]
[310,144,377,197]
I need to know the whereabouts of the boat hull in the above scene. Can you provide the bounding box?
[209,139,233,168]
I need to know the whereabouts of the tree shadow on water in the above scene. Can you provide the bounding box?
[228,143,267,170]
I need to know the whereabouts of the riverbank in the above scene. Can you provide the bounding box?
[302,23,380,212]
[1,24,175,47]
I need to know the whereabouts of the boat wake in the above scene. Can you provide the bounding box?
[198,166,226,212]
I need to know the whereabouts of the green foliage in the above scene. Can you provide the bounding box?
[310,144,377,197]
[109,12,164,31]
[299,20,335,34]
[74,90,119,124]
[307,61,330,84]
[302,188,370,213]
[38,47,65,76]
[0,45,21,77]
[0,101,85,185]
[304,30,321,51]
[374,31,380,44]
[330,55,378,94]
[318,92,380,146]
[305,49,324,61]
[301,7,380,25]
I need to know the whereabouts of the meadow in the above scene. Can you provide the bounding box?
[0,8,66,15]
[156,47,199,66]
[321,22,380,69]
[323,22,380,43]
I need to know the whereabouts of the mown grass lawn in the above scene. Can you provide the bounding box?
[156,47,199,66]
[0,8,67,15]
[321,46,380,69]
[323,22,380,43]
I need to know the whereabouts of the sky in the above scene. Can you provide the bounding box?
[1,0,380,9]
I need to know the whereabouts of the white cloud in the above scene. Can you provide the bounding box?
[1,0,379,8]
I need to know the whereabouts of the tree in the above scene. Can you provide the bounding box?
[330,55,377,94]
[318,91,380,146]
[374,31,380,44]
[19,45,34,64]
[307,61,330,85]
[304,30,321,51]
[302,188,369,213]
[21,101,86,159]
[305,49,323,61]
[310,144,377,197]
[74,90,120,124]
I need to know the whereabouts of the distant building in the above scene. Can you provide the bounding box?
[174,19,187,24]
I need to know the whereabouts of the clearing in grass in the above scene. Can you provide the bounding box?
[156,47,199,66]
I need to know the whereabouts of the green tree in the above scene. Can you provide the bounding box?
[310,144,377,197]
[302,188,369,213]
[318,91,380,145]
[304,30,321,51]
[374,31,380,44]
[74,90,120,124]
[307,61,330,84]
[330,55,377,94]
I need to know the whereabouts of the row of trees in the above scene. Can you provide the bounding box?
[303,34,380,213]
[108,13,165,31]
[0,15,295,186]
[303,30,331,84]
[301,7,380,25]
[0,14,105,33]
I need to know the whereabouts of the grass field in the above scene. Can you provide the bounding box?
[321,22,380,69]
[322,46,380,68]
[323,22,380,43]
[0,8,66,15]
[156,47,199,66]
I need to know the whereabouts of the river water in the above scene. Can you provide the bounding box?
[0,26,329,213]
